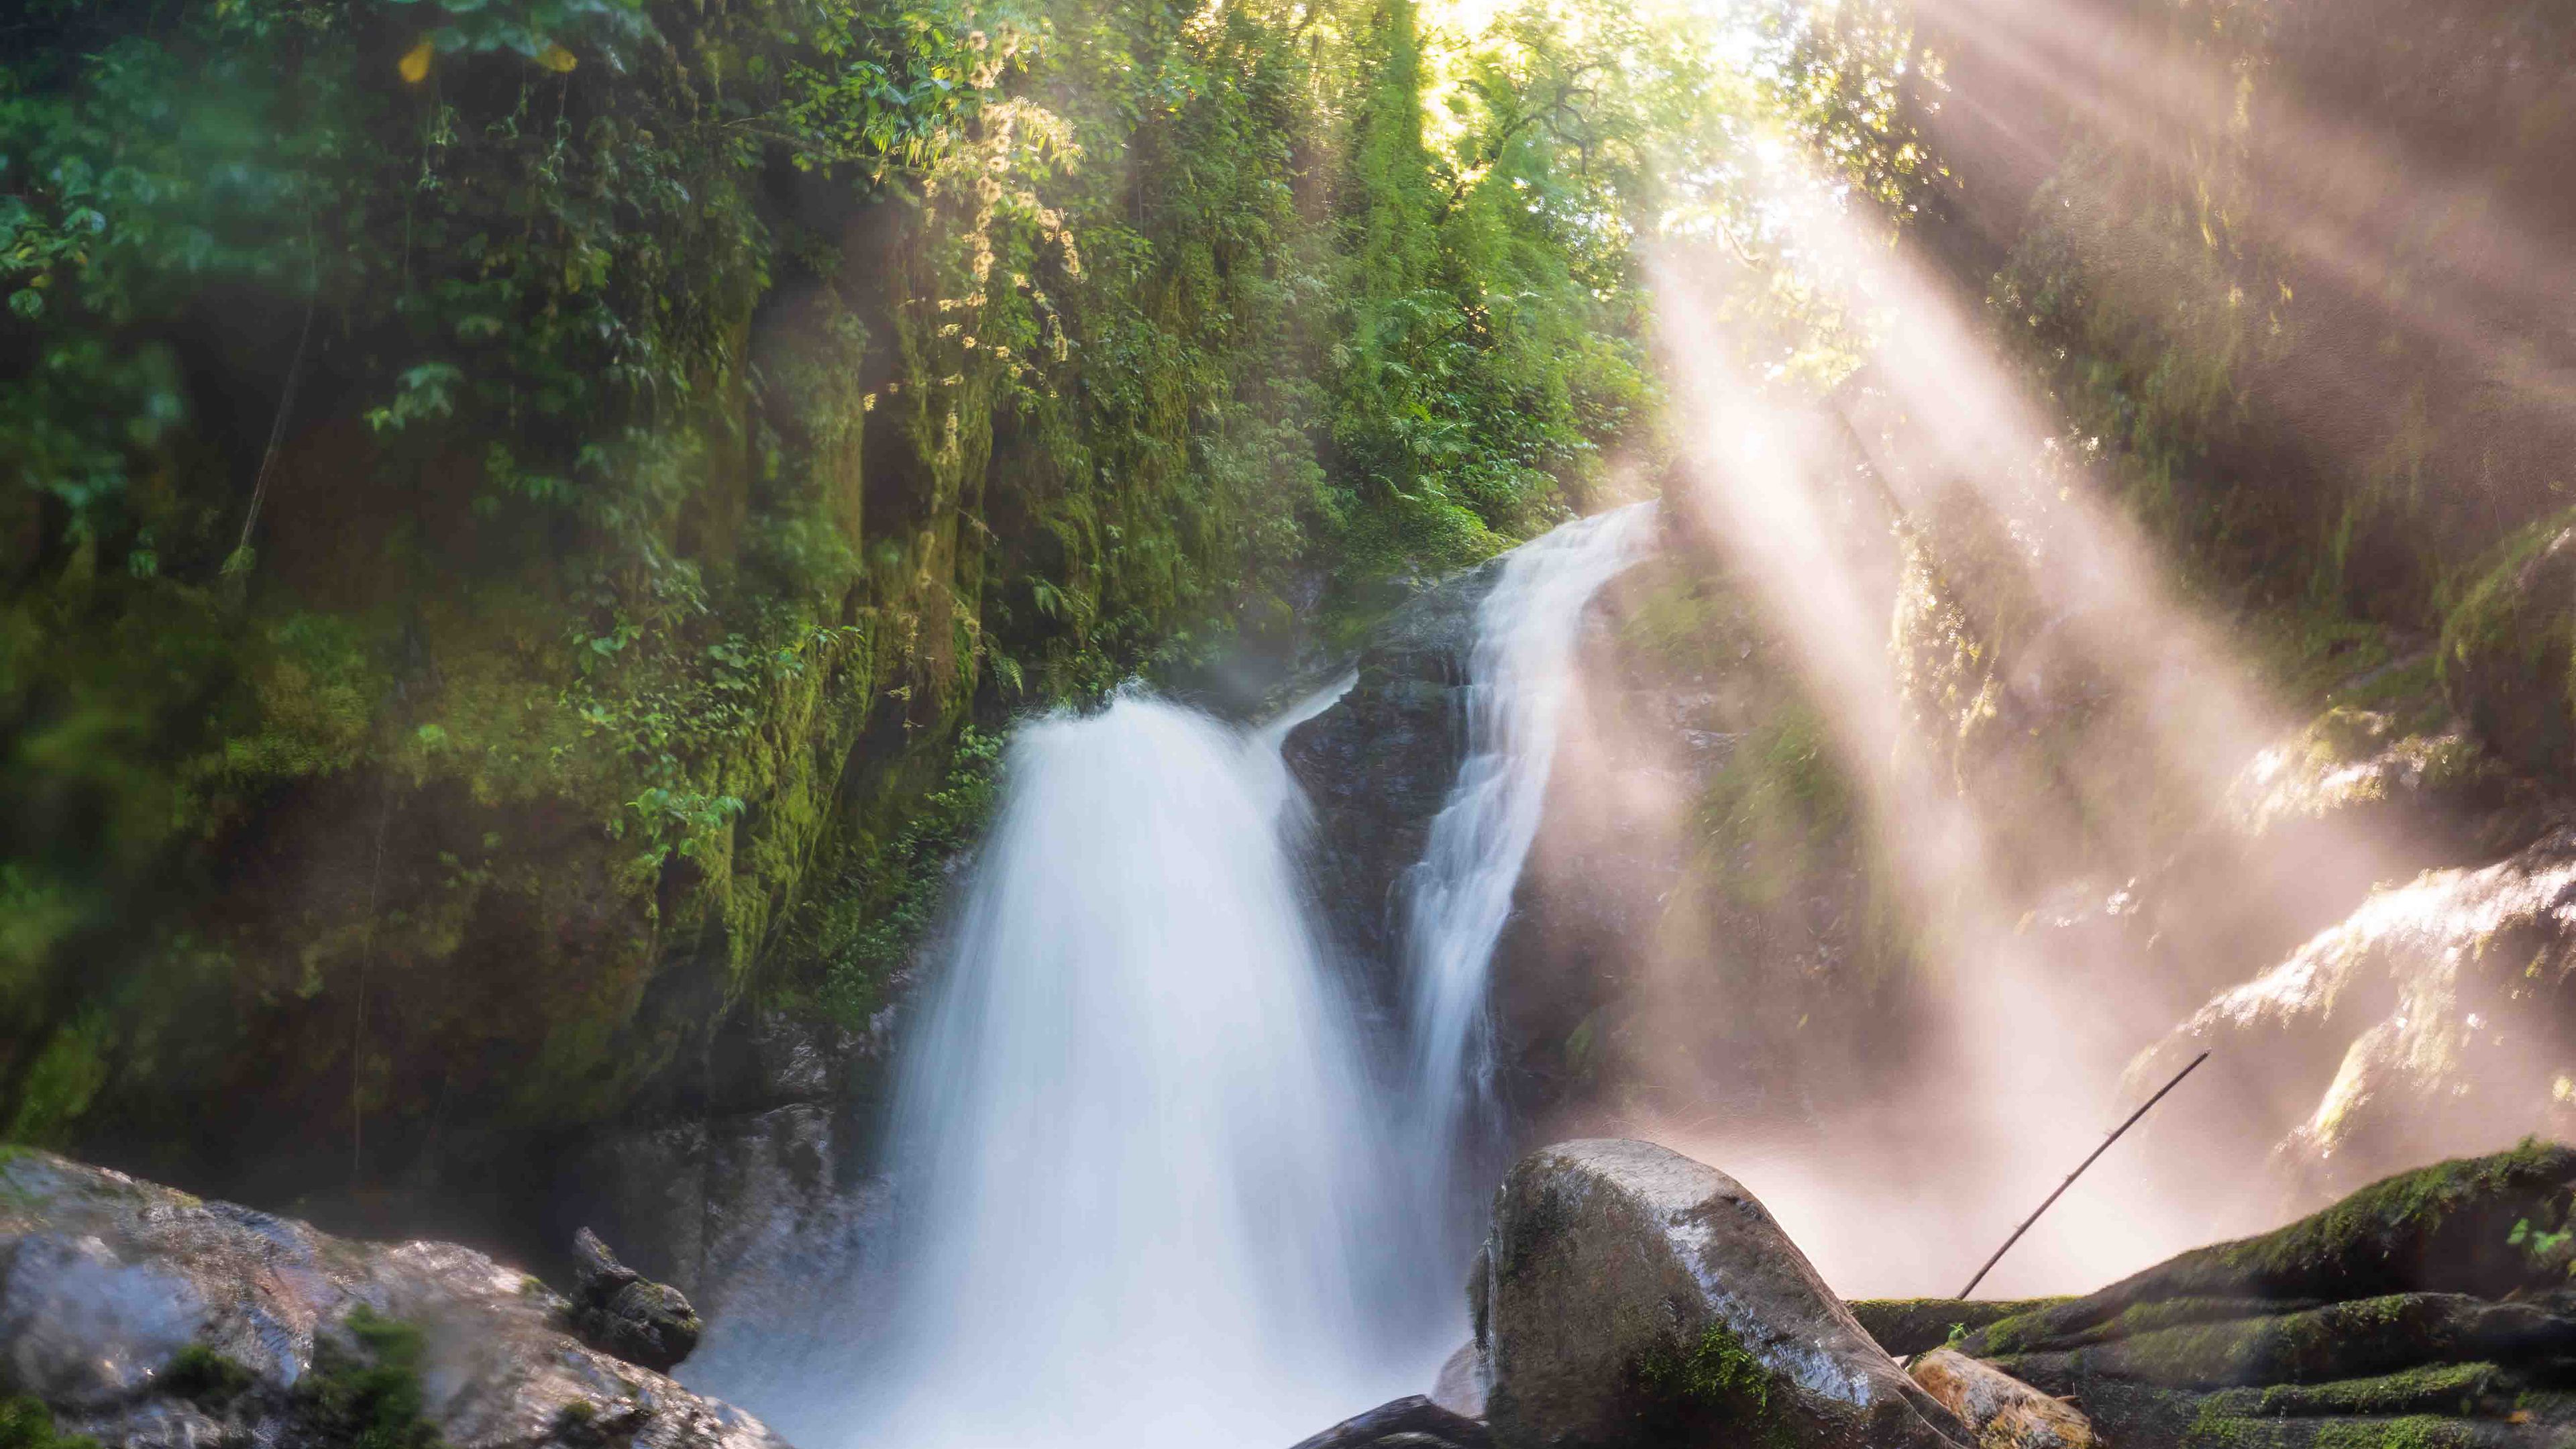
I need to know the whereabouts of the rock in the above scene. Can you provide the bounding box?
[1433,1339,1489,1418]
[1988,1293,2576,1393]
[1284,559,1501,1015]
[1473,1138,1970,1448]
[1907,1350,2096,1448]
[1287,1395,1494,1449]
[0,1150,790,1449]
[555,1004,889,1317]
[1958,1143,2576,1360]
[1851,1300,2073,1359]
[1933,1145,2576,1448]
[2441,512,2576,784]
[2141,833,2576,1192]
[569,1228,703,1373]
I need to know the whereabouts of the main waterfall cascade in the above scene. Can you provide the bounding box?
[695,507,1655,1448]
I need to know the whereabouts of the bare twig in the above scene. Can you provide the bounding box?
[1955,1051,2212,1301]
[231,232,319,571]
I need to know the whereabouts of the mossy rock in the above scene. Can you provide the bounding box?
[1476,1138,1970,1448]
[1959,1142,2576,1359]
[2439,509,2576,784]
[1941,1145,2576,1449]
[1988,1293,2574,1393]
[1851,1297,2077,1357]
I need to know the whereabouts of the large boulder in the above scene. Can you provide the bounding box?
[1472,1138,1970,1448]
[0,1150,790,1449]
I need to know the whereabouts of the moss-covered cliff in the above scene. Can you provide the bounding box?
[0,0,1665,1219]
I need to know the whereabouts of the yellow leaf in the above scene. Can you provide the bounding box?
[398,38,433,83]
[537,44,578,73]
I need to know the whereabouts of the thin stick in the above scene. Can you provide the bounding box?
[1955,1051,2212,1301]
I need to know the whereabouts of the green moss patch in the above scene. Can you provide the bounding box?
[297,1308,443,1449]
[1848,1296,2072,1357]
[1633,1323,1797,1448]
[161,1343,255,1407]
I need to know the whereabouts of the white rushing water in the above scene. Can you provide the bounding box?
[696,508,1656,1447]
[850,690,1416,1448]
[1401,502,1656,1171]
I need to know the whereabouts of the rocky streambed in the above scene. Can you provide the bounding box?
[1299,1139,2576,1449]
[0,1150,772,1449]
[7,1139,2576,1448]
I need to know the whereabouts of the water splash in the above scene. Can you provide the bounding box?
[848,690,1417,1448]
[1401,502,1657,1171]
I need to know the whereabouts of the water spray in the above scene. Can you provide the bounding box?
[1955,1051,2212,1299]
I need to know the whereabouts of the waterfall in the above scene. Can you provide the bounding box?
[1401,502,1656,1173]
[690,508,1658,1446]
[845,690,1418,1448]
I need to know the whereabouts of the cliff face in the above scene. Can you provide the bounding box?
[0,0,1654,1254]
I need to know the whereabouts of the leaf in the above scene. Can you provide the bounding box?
[399,38,435,83]
[536,44,579,73]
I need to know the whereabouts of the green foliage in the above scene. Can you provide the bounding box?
[0,0,1691,1170]
[0,1398,98,1449]
[806,723,1003,1024]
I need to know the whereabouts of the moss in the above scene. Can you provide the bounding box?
[0,1399,97,1449]
[161,1343,255,1407]
[296,1307,442,1449]
[1999,1293,2522,1393]
[1633,1323,1796,1448]
[2179,1411,2494,1448]
[2436,506,2576,777]
[2192,1362,2506,1421]
[2197,1141,2576,1293]
[1963,1142,2576,1354]
[1976,1296,2296,1357]
[1849,1297,2072,1357]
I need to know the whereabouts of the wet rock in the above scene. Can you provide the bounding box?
[2230,701,2554,862]
[1284,559,1502,1012]
[1907,1350,2096,1448]
[1473,1138,1970,1448]
[569,1228,703,1373]
[557,1010,886,1318]
[1433,1339,1489,1418]
[1287,1395,1494,1449]
[0,1150,790,1449]
[2143,842,2576,1193]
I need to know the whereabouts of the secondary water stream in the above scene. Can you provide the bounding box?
[698,508,1653,1448]
[1399,502,1657,1211]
